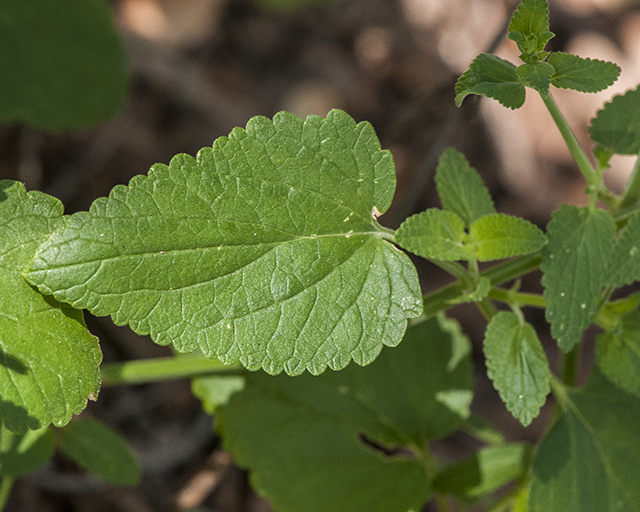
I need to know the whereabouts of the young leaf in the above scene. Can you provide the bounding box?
[0,425,56,476]
[529,368,640,512]
[455,54,526,109]
[506,0,554,59]
[516,62,555,95]
[596,308,640,398]
[434,148,496,228]
[25,110,423,376]
[589,86,640,155]
[0,0,128,131]
[541,205,615,352]
[483,312,551,426]
[394,209,469,261]
[469,213,547,262]
[549,52,620,93]
[216,315,474,512]
[0,180,101,433]
[60,418,141,486]
[605,210,640,288]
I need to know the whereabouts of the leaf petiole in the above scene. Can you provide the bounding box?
[487,288,548,309]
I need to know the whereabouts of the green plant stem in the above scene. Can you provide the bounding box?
[620,150,640,209]
[488,288,548,308]
[0,477,14,512]
[101,355,244,386]
[429,259,471,284]
[560,344,580,388]
[476,297,497,320]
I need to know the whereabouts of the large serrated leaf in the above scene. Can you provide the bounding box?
[470,213,546,262]
[434,148,496,228]
[0,0,128,131]
[589,86,640,155]
[0,180,101,433]
[529,368,640,512]
[541,205,615,352]
[605,210,640,288]
[549,52,620,93]
[506,0,554,58]
[25,110,422,376]
[483,312,550,426]
[215,315,473,512]
[455,54,526,109]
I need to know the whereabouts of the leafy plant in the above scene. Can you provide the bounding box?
[1,0,640,511]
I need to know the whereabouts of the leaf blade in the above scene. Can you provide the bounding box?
[605,210,640,288]
[549,52,620,93]
[470,213,547,261]
[506,0,554,57]
[589,86,640,155]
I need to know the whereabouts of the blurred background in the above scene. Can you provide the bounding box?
[2,0,640,510]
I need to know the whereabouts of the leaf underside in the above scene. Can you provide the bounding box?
[590,86,640,155]
[26,110,423,376]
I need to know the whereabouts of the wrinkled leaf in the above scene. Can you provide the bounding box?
[516,62,555,94]
[0,425,55,476]
[26,110,422,376]
[0,180,101,433]
[605,210,640,288]
[216,315,474,512]
[507,0,554,59]
[470,213,546,262]
[590,86,640,155]
[549,52,620,93]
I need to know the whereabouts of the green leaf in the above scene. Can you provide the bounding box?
[596,307,640,397]
[483,312,551,426]
[394,209,469,261]
[516,62,555,94]
[0,0,128,131]
[192,374,246,414]
[0,180,101,433]
[541,205,615,352]
[448,276,492,305]
[455,54,526,109]
[434,148,496,228]
[506,0,555,59]
[60,418,141,486]
[589,86,640,155]
[433,442,532,500]
[470,213,547,262]
[530,368,640,512]
[216,315,474,512]
[26,110,422,376]
[0,425,55,476]
[605,211,640,288]
[549,52,620,93]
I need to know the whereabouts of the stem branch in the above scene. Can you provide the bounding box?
[620,151,640,209]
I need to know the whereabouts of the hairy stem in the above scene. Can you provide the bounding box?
[620,150,640,209]
[488,288,548,308]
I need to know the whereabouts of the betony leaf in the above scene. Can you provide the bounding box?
[215,315,474,512]
[25,110,423,376]
[483,312,551,426]
[394,209,469,261]
[470,213,547,261]
[529,368,640,512]
[605,210,640,288]
[0,180,101,433]
[589,86,640,155]
[434,148,496,228]
[455,54,526,109]
[549,52,620,93]
[516,62,555,95]
[541,205,615,352]
[506,0,554,60]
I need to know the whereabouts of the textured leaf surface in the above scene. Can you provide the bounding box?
[0,180,101,433]
[0,425,55,476]
[596,308,640,397]
[506,0,554,57]
[470,213,546,262]
[216,315,474,512]
[0,0,128,130]
[541,205,615,351]
[516,62,555,94]
[60,418,141,486]
[483,312,550,426]
[26,110,422,376]
[590,86,640,155]
[455,54,525,109]
[434,148,495,228]
[394,209,469,261]
[549,52,620,93]
[530,368,640,512]
[605,211,640,288]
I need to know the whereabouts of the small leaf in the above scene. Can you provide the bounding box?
[541,205,615,351]
[516,62,555,95]
[0,180,101,433]
[605,210,640,288]
[596,308,640,397]
[455,54,526,109]
[60,418,141,486]
[470,213,547,261]
[434,148,496,228]
[589,85,640,155]
[26,110,423,376]
[448,276,492,305]
[0,425,55,476]
[549,52,620,93]
[483,312,551,426]
[394,209,469,261]
[529,368,640,512]
[507,0,555,58]
[216,315,474,512]
[192,374,246,414]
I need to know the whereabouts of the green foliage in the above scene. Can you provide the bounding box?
[470,214,546,261]
[506,0,554,61]
[0,180,101,433]
[25,110,423,376]
[516,61,555,95]
[0,426,55,476]
[605,211,640,287]
[590,86,640,156]
[0,0,128,131]
[549,53,620,93]
[215,316,473,512]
